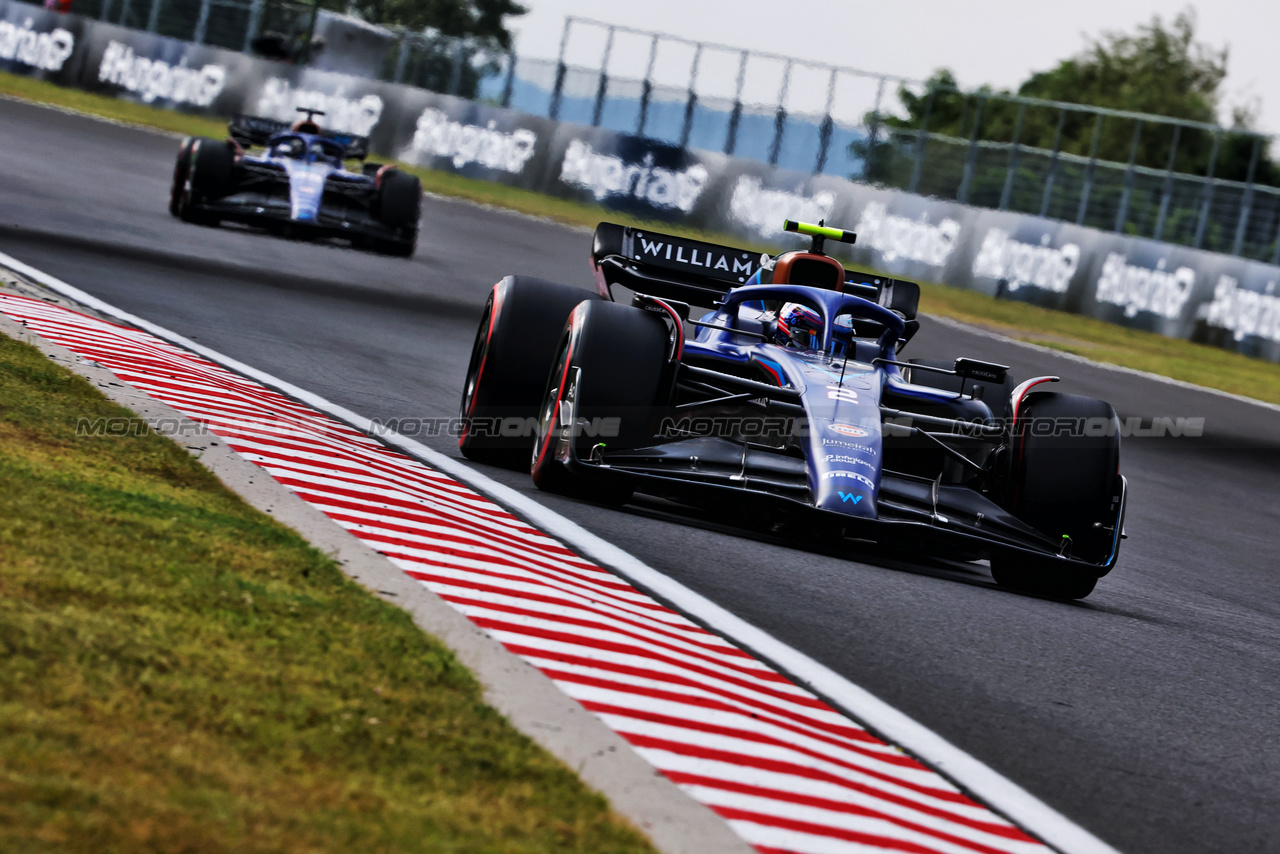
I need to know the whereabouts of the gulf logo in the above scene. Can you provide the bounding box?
[828,422,870,438]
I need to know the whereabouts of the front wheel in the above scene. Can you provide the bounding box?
[179,137,235,225]
[169,136,195,217]
[990,391,1121,599]
[531,300,670,502]
[371,236,415,257]
[374,169,421,230]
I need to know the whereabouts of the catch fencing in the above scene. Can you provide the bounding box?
[543,18,1280,265]
[37,0,1280,267]
[2,0,1279,364]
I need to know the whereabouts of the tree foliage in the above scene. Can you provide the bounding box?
[869,10,1277,187]
[351,0,526,48]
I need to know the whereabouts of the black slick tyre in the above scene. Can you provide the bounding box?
[990,391,1121,599]
[169,136,195,217]
[531,300,670,502]
[374,170,421,230]
[371,170,421,256]
[458,276,602,469]
[180,137,235,225]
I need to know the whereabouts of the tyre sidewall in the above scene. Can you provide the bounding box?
[531,300,669,494]
[458,277,601,466]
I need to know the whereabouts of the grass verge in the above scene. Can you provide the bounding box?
[0,328,655,853]
[918,284,1280,404]
[5,70,1280,405]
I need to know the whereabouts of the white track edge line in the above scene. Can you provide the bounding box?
[0,249,1123,854]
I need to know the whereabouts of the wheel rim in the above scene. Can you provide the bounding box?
[532,330,573,472]
[459,294,494,429]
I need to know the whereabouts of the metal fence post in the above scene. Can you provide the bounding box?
[1114,119,1143,233]
[956,94,986,204]
[1075,113,1104,225]
[392,35,410,84]
[591,26,613,127]
[908,85,935,195]
[998,101,1026,211]
[861,75,886,182]
[243,0,264,53]
[724,51,747,156]
[768,60,792,166]
[1039,109,1067,218]
[814,69,837,175]
[1270,208,1280,265]
[679,44,702,148]
[637,34,657,137]
[145,0,160,33]
[192,0,211,44]
[500,51,516,108]
[100,0,113,22]
[117,0,131,27]
[1231,136,1262,257]
[548,17,572,121]
[1153,124,1181,241]
[1193,130,1222,249]
[447,39,465,96]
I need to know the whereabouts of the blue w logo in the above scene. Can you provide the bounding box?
[837,492,862,504]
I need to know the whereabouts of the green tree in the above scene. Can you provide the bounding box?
[866,9,1277,188]
[351,0,526,48]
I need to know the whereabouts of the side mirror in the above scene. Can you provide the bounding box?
[954,358,1009,384]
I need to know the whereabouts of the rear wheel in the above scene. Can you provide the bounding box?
[531,300,670,502]
[458,277,602,469]
[990,391,1121,599]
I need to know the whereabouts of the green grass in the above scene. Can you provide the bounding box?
[918,283,1280,404]
[0,330,655,853]
[5,70,1280,404]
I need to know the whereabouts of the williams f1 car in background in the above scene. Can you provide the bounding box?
[169,108,421,257]
[459,220,1127,599]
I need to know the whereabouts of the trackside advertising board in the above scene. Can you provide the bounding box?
[3,0,1279,363]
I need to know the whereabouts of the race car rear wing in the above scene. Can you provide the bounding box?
[590,222,921,325]
[227,114,371,160]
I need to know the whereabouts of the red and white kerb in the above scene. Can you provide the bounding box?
[0,293,1050,854]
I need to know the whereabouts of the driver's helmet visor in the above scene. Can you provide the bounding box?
[308,141,334,163]
[272,138,304,158]
[776,302,858,355]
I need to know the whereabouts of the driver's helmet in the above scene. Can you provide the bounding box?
[775,303,822,350]
[307,140,337,164]
[271,137,305,158]
[775,302,857,354]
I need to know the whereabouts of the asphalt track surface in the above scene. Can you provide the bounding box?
[3,97,1279,854]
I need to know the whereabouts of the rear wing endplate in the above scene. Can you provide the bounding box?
[228,114,371,160]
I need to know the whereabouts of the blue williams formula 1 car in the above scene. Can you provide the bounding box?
[169,109,421,256]
[459,220,1128,599]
